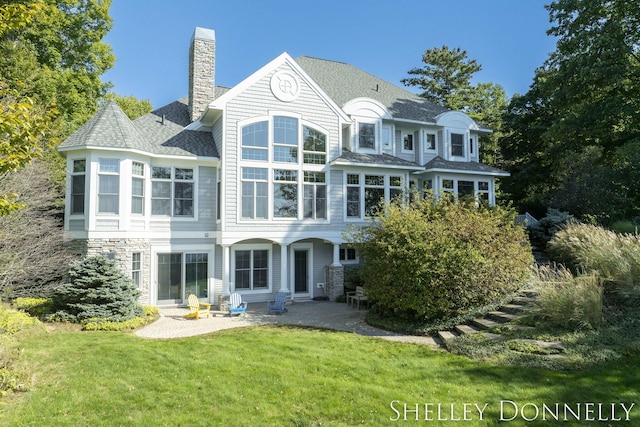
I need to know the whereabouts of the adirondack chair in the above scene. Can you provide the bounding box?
[347,286,368,309]
[183,294,211,320]
[228,292,248,317]
[267,292,288,314]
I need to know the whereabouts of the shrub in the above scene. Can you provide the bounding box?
[12,297,52,317]
[0,303,45,396]
[528,208,577,248]
[610,220,637,234]
[345,196,533,322]
[82,305,159,331]
[49,256,143,323]
[530,265,603,330]
[548,223,640,305]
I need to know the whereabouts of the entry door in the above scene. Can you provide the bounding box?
[294,249,309,294]
[157,253,182,304]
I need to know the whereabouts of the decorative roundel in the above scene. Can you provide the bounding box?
[270,71,300,102]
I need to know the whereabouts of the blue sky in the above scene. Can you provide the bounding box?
[102,0,556,109]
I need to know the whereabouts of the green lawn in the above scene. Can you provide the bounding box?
[2,325,639,426]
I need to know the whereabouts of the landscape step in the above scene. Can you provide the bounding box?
[455,324,481,335]
[471,317,503,330]
[487,311,521,322]
[437,330,458,342]
[511,296,538,305]
[500,304,534,315]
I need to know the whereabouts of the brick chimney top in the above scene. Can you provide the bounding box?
[188,27,216,122]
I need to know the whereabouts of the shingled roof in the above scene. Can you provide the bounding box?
[296,56,450,123]
[332,149,424,170]
[423,156,509,176]
[59,98,219,158]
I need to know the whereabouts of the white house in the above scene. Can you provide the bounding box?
[58,27,509,307]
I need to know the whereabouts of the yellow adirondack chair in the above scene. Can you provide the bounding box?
[184,294,211,320]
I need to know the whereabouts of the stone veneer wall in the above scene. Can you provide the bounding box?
[188,27,215,121]
[325,264,344,301]
[68,238,152,305]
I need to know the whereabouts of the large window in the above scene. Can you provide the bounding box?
[235,249,269,290]
[303,126,326,164]
[364,175,385,216]
[273,169,298,218]
[303,172,326,219]
[451,133,465,157]
[98,159,119,214]
[346,173,409,219]
[239,117,327,221]
[241,167,268,219]
[131,161,145,215]
[241,121,268,161]
[273,116,298,163]
[71,159,86,214]
[151,167,194,217]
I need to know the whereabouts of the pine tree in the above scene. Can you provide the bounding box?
[52,256,142,322]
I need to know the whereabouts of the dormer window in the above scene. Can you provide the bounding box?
[426,133,436,151]
[358,123,375,149]
[402,133,414,152]
[451,133,464,157]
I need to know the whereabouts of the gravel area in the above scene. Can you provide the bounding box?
[135,300,439,347]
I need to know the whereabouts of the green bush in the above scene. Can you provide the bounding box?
[528,208,577,247]
[49,256,143,323]
[610,220,638,234]
[530,265,603,330]
[12,297,52,317]
[548,223,640,305]
[0,304,45,396]
[82,305,159,331]
[345,196,533,322]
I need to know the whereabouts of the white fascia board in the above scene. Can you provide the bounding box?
[204,52,351,124]
[392,117,438,126]
[58,145,220,164]
[421,167,510,177]
[331,160,424,172]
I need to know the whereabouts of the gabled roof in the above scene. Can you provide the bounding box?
[296,56,450,123]
[59,98,219,158]
[423,156,509,177]
[332,149,424,171]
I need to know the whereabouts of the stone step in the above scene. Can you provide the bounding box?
[487,311,521,323]
[511,296,538,305]
[500,304,534,315]
[437,330,458,342]
[455,324,482,335]
[520,289,540,298]
[471,317,503,330]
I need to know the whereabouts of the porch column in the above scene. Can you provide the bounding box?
[280,243,289,293]
[222,244,231,296]
[332,243,341,266]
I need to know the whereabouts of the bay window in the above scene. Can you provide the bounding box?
[98,159,120,214]
[131,161,145,215]
[71,159,86,214]
[451,133,465,157]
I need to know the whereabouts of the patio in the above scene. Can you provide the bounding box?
[135,300,439,346]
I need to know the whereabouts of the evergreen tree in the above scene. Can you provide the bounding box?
[52,256,142,322]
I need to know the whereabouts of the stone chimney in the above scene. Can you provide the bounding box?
[188,27,216,122]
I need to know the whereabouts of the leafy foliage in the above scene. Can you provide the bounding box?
[102,93,152,120]
[402,45,508,166]
[50,256,143,323]
[345,196,533,322]
[500,0,640,220]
